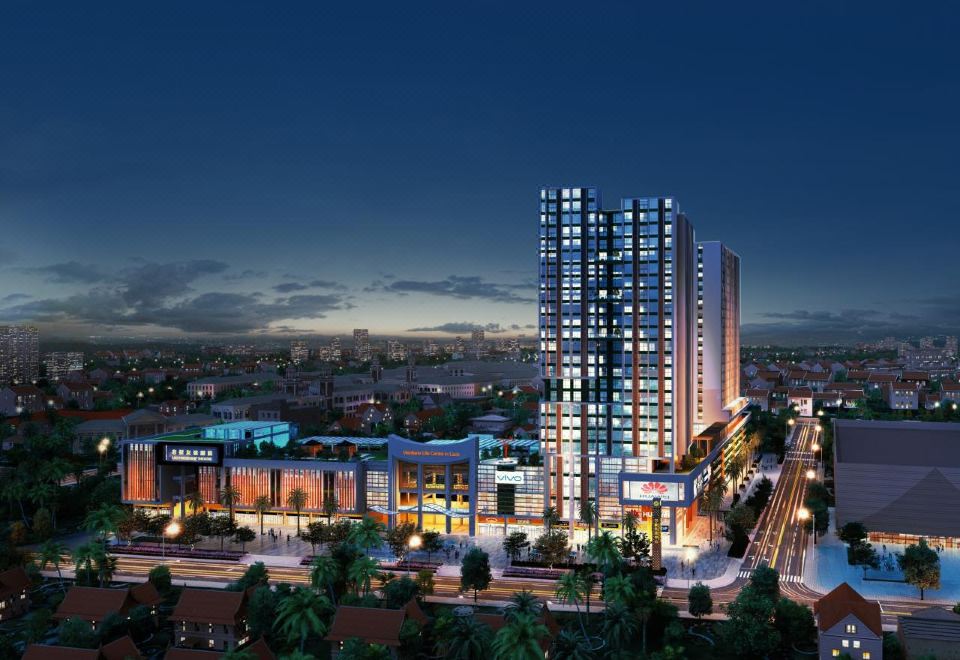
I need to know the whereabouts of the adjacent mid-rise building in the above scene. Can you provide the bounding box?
[353,328,371,362]
[0,325,39,384]
[538,187,747,543]
[44,351,84,381]
[289,340,309,365]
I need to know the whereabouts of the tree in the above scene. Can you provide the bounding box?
[443,615,492,660]
[898,538,941,600]
[550,628,593,660]
[23,608,53,644]
[492,612,549,660]
[602,601,637,654]
[533,530,569,568]
[415,569,434,598]
[699,482,724,543]
[84,503,125,546]
[302,521,326,555]
[724,502,757,544]
[688,582,713,620]
[602,574,635,605]
[578,500,599,541]
[348,515,384,553]
[148,564,172,594]
[750,562,780,602]
[38,539,69,592]
[384,575,418,608]
[504,589,540,622]
[503,531,530,564]
[274,586,332,653]
[247,585,279,640]
[585,530,622,574]
[286,487,308,535]
[555,571,589,639]
[219,484,241,523]
[187,490,205,514]
[774,597,817,654]
[32,507,53,540]
[542,506,560,532]
[310,555,340,604]
[234,525,256,552]
[837,521,869,547]
[460,547,492,603]
[97,611,127,645]
[385,520,418,561]
[210,515,236,552]
[57,617,98,648]
[126,604,155,642]
[348,555,379,596]
[322,493,339,523]
[421,530,443,562]
[720,586,780,658]
[252,494,271,535]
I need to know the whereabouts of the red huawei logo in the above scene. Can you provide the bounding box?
[640,482,669,496]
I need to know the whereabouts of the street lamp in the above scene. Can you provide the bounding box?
[406,535,422,577]
[163,520,181,560]
[797,507,816,546]
[811,442,821,479]
[97,437,111,468]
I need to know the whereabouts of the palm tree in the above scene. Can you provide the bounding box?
[347,515,384,553]
[38,540,69,592]
[578,501,599,542]
[252,495,271,535]
[601,574,635,605]
[727,454,746,492]
[219,485,241,523]
[310,555,340,605]
[492,612,549,660]
[286,487,308,535]
[187,490,205,514]
[347,555,379,596]
[504,589,540,622]
[555,572,589,639]
[273,586,332,653]
[542,506,560,532]
[601,601,637,654]
[699,482,724,542]
[1,478,28,525]
[74,541,111,587]
[551,628,594,660]
[322,493,339,524]
[444,617,492,660]
[84,504,124,546]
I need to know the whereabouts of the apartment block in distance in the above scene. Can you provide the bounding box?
[0,325,39,384]
[538,186,748,544]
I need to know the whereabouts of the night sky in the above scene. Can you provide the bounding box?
[2,2,958,343]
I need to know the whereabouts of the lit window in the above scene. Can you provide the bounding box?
[845,624,857,634]
[853,641,860,648]
[832,651,840,657]
[842,640,849,648]
[863,653,871,660]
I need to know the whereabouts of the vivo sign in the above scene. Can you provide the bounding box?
[495,471,525,485]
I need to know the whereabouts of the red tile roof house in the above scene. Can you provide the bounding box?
[813,583,883,660]
[23,635,143,660]
[172,588,252,652]
[54,584,162,628]
[0,566,31,621]
[940,381,960,403]
[325,601,429,659]
[163,636,275,660]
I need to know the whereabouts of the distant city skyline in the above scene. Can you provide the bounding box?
[2,3,959,343]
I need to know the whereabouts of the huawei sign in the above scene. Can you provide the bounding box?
[639,482,670,496]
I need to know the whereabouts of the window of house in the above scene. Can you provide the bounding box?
[842,640,850,648]
[845,624,857,634]
[863,653,871,660]
[832,651,840,657]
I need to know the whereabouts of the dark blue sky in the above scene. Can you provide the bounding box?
[2,1,958,342]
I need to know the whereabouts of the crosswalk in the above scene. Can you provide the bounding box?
[737,569,803,583]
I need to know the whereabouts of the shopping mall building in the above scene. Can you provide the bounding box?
[119,416,746,544]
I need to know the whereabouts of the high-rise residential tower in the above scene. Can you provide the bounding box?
[538,187,747,544]
[353,329,371,362]
[697,241,741,427]
[290,340,309,365]
[0,325,40,384]
[44,351,84,381]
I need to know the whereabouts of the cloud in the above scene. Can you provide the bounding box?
[223,269,267,281]
[27,261,109,284]
[308,279,339,288]
[273,282,310,293]
[407,321,522,334]
[381,275,535,304]
[1,293,30,303]
[1,259,352,334]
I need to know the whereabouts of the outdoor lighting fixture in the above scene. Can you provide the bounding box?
[684,547,696,563]
[409,535,422,550]
[811,443,820,452]
[787,419,795,426]
[817,410,824,416]
[797,507,810,521]
[165,521,181,537]
[806,468,816,480]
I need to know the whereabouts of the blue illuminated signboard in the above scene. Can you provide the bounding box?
[159,443,221,466]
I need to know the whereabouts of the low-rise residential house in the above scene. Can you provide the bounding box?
[804,371,831,392]
[326,601,428,659]
[0,385,45,416]
[897,606,960,659]
[186,374,265,400]
[210,395,293,421]
[846,369,870,384]
[172,588,251,652]
[922,391,942,411]
[746,388,771,411]
[57,382,95,410]
[357,402,393,431]
[159,400,197,416]
[54,584,162,627]
[163,637,275,659]
[403,408,443,434]
[900,371,930,387]
[814,583,882,660]
[0,566,30,621]
[866,372,897,390]
[940,381,960,404]
[787,387,814,417]
[24,635,143,660]
[469,413,514,435]
[884,382,919,411]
